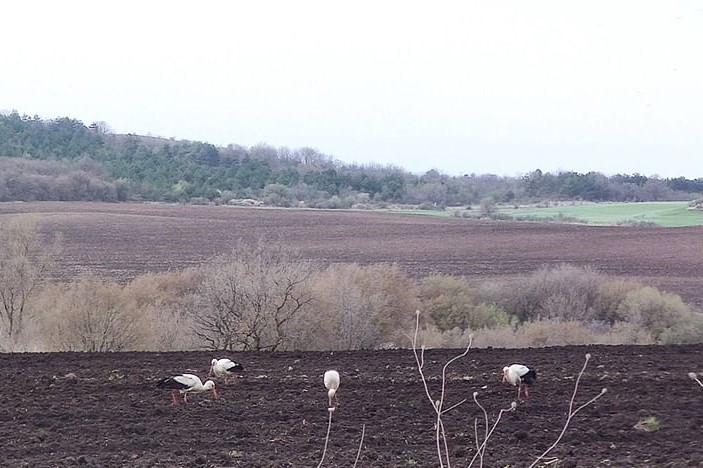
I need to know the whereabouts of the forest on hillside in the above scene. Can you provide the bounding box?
[1,111,702,207]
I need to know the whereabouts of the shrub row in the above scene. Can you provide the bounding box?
[6,259,702,352]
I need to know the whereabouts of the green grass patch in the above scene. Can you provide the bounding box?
[497,202,703,227]
[381,202,703,227]
[384,209,453,218]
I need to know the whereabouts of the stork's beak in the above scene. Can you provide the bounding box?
[208,366,214,377]
[213,388,220,400]
[501,372,506,383]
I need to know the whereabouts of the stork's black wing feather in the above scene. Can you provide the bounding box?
[225,362,244,373]
[156,376,190,390]
[521,369,537,386]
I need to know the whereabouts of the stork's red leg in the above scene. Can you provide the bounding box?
[171,391,179,406]
[525,386,530,399]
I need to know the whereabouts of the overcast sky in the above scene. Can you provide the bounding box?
[2,1,702,178]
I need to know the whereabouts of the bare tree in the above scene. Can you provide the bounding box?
[479,197,497,217]
[89,121,112,134]
[191,242,316,351]
[0,216,60,348]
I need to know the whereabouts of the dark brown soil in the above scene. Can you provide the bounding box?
[2,345,702,467]
[1,202,702,307]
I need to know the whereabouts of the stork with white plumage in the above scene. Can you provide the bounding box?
[209,358,244,384]
[157,373,219,405]
[324,370,340,408]
[502,364,537,400]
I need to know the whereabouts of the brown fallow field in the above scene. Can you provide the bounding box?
[2,345,703,467]
[0,201,702,307]
[1,202,703,466]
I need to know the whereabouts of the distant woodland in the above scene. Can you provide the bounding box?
[1,111,702,207]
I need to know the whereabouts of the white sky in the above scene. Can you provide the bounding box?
[2,1,702,178]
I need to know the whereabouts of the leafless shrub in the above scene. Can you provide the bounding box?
[477,265,700,344]
[299,263,420,350]
[415,324,473,349]
[469,325,529,348]
[139,303,199,351]
[0,157,125,202]
[518,319,655,347]
[43,275,145,352]
[479,197,497,217]
[520,319,599,346]
[124,270,201,351]
[189,241,316,351]
[496,264,604,322]
[594,279,641,324]
[442,319,654,349]
[597,321,656,344]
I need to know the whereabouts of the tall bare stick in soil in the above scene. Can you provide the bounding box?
[352,424,366,468]
[316,408,334,468]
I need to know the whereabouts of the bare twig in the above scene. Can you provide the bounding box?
[316,408,334,468]
[352,423,366,468]
[528,354,607,468]
[471,392,489,468]
[411,312,444,466]
[441,398,467,415]
[473,418,483,468]
[411,310,473,468]
[689,372,703,389]
[468,400,517,468]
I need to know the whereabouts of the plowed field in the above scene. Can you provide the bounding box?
[1,201,702,307]
[2,344,702,467]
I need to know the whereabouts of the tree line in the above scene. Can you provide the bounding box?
[2,111,702,206]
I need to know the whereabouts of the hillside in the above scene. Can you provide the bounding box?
[1,111,702,207]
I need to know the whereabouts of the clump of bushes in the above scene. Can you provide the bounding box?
[416,263,703,349]
[295,263,421,351]
[419,274,511,331]
[40,275,145,352]
[617,287,703,344]
[7,239,703,351]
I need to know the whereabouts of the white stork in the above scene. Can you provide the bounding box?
[502,364,537,400]
[209,358,244,384]
[324,370,340,408]
[157,374,219,405]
